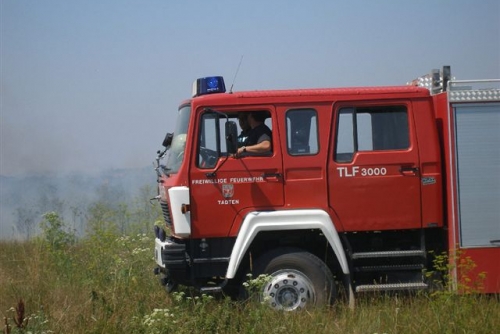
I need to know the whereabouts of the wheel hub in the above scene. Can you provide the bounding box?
[261,269,315,311]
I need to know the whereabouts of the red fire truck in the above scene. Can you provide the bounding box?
[153,66,500,310]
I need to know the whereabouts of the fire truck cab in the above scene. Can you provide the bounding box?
[153,67,500,310]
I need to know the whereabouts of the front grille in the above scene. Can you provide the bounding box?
[160,201,172,228]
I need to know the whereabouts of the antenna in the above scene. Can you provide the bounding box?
[229,55,243,93]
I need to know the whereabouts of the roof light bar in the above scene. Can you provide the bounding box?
[192,76,226,97]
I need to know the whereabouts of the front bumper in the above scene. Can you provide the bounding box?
[154,237,171,268]
[154,237,189,284]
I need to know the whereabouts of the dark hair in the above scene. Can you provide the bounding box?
[251,111,268,123]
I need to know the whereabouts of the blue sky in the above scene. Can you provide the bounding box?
[1,0,499,176]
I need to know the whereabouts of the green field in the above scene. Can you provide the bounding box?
[1,220,498,334]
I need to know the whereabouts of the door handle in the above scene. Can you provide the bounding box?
[490,239,500,246]
[262,172,282,182]
[399,166,419,176]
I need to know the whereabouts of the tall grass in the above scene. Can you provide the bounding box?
[1,226,498,333]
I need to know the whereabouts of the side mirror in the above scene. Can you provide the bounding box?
[162,133,173,149]
[225,121,238,154]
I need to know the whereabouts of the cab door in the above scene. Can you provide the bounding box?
[189,107,284,238]
[328,103,422,231]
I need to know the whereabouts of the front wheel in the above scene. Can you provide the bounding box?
[253,248,336,311]
[159,271,178,293]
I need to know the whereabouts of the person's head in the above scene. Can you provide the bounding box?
[248,111,268,128]
[238,113,250,132]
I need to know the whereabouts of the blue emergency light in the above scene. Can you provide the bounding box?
[192,76,226,97]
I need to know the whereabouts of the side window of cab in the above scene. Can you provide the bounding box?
[197,110,274,169]
[286,109,319,155]
[335,105,409,162]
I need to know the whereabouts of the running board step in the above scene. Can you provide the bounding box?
[356,282,428,292]
[352,250,425,260]
[354,264,424,273]
[199,279,228,294]
[200,286,223,293]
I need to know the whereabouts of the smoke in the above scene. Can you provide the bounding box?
[0,166,157,240]
[1,120,77,176]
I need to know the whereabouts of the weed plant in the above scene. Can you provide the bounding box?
[1,215,499,333]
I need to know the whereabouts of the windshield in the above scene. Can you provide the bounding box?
[164,105,191,174]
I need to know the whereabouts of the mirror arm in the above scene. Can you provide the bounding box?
[206,154,230,178]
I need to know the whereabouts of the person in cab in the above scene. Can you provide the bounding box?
[237,111,272,156]
[237,112,251,148]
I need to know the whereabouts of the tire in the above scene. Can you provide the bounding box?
[252,247,336,311]
[159,272,178,293]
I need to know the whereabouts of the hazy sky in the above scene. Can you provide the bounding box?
[1,0,499,176]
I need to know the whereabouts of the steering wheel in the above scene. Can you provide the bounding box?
[199,147,218,167]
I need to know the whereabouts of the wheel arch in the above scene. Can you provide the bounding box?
[225,209,350,279]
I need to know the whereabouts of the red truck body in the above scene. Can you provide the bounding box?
[153,67,500,309]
